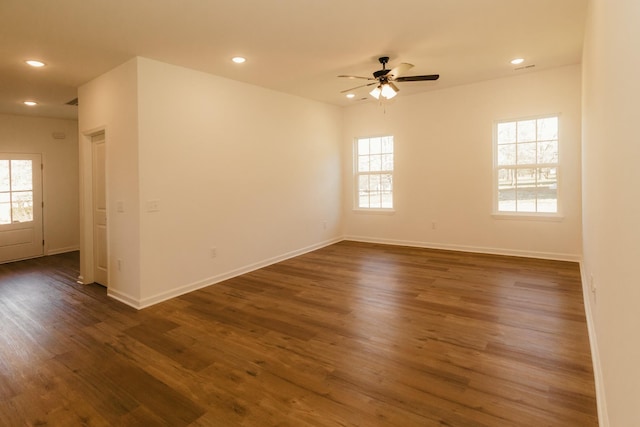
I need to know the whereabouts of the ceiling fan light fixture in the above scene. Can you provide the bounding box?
[381,83,397,99]
[369,86,382,99]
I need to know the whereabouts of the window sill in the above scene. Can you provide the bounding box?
[353,208,396,215]
[492,212,564,222]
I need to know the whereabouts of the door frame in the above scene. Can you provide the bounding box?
[0,152,44,263]
[79,127,107,285]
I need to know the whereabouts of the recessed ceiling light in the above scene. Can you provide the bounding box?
[511,58,525,65]
[23,101,37,106]
[232,56,246,64]
[346,93,355,99]
[25,60,46,67]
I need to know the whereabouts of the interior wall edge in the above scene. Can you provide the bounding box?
[579,261,609,427]
[343,235,581,262]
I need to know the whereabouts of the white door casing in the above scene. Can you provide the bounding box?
[92,134,108,286]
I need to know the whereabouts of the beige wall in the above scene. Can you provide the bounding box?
[582,0,640,425]
[79,57,343,307]
[0,113,79,255]
[78,58,141,303]
[342,65,583,260]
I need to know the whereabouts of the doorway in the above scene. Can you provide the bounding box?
[0,153,43,263]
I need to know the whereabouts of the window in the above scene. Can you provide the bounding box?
[0,159,34,224]
[494,115,558,214]
[355,136,394,209]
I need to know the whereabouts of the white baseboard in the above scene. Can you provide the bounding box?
[343,235,582,262]
[107,288,143,309]
[47,245,80,256]
[112,237,343,310]
[579,262,609,427]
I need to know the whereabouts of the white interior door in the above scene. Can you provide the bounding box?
[92,134,108,286]
[0,153,43,263]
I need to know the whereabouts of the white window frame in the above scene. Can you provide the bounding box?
[492,114,562,219]
[354,135,394,212]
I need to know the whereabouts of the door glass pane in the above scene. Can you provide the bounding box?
[11,160,33,191]
[12,191,33,222]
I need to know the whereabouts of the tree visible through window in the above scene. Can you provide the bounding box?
[355,136,393,209]
[495,116,559,214]
[0,160,34,224]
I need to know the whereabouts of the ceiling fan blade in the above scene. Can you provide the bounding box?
[394,74,440,82]
[388,82,400,93]
[337,74,375,80]
[340,82,378,93]
[389,62,414,78]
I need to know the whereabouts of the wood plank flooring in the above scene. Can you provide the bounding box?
[0,241,598,426]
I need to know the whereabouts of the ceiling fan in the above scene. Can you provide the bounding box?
[339,56,439,100]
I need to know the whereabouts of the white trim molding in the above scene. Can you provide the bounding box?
[110,237,343,310]
[579,261,609,427]
[343,235,582,262]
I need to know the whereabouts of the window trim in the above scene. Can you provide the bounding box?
[353,135,395,212]
[492,113,562,219]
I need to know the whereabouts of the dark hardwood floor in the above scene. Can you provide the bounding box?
[0,241,597,426]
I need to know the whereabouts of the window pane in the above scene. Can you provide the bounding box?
[369,138,382,154]
[358,155,370,172]
[538,167,558,213]
[497,168,516,212]
[537,117,558,141]
[381,174,393,208]
[516,168,536,212]
[355,136,393,209]
[11,160,32,191]
[381,137,393,154]
[517,120,536,142]
[358,175,369,208]
[538,140,558,164]
[382,154,393,171]
[517,142,536,165]
[12,191,33,222]
[358,139,369,156]
[0,160,9,192]
[0,192,10,224]
[497,122,516,144]
[495,116,559,214]
[497,144,516,166]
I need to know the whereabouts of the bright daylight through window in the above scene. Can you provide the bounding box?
[0,160,34,224]
[495,116,558,214]
[355,136,394,209]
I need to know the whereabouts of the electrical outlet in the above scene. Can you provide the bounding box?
[146,200,160,212]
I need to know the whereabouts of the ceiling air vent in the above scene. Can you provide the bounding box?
[66,98,79,106]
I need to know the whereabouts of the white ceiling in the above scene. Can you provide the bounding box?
[0,0,588,120]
